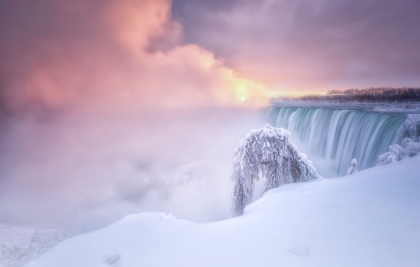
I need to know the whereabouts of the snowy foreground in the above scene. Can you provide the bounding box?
[26,156,420,267]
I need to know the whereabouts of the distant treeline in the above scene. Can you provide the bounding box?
[278,87,420,102]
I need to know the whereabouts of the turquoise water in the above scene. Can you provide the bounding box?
[265,106,407,175]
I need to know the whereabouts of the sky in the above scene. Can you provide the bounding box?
[1,0,420,114]
[173,0,420,95]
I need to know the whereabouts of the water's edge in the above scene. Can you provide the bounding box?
[264,106,406,175]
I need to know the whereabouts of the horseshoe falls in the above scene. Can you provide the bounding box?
[265,106,407,175]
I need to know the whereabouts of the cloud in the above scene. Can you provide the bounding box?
[175,0,420,94]
[0,0,268,115]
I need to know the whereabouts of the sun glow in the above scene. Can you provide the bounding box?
[232,77,269,106]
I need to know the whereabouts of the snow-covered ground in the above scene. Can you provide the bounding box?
[0,160,233,267]
[0,223,86,267]
[25,155,420,267]
[0,109,259,267]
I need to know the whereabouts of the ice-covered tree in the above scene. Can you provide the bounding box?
[346,158,358,175]
[397,114,420,142]
[231,124,321,216]
[377,138,420,166]
[378,115,420,166]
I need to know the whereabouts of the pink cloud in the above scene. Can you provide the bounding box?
[0,0,268,114]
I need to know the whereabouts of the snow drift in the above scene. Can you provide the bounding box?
[25,155,420,267]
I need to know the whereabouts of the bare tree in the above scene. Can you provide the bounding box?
[231,124,321,216]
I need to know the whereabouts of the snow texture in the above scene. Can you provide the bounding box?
[231,124,321,216]
[103,249,120,265]
[288,245,310,257]
[0,223,84,267]
[24,155,420,267]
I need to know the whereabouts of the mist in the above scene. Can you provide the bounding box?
[0,107,265,227]
[0,0,271,228]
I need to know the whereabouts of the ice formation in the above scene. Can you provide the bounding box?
[231,124,320,216]
[378,114,420,165]
[377,138,420,165]
[346,158,358,175]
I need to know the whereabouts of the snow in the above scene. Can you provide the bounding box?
[103,248,120,265]
[270,100,420,113]
[232,124,320,215]
[25,155,420,267]
[397,114,420,141]
[377,138,420,166]
[0,160,233,267]
[373,103,420,113]
[346,158,358,175]
[0,224,84,267]
[288,245,311,257]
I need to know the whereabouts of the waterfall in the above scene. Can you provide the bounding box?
[265,106,406,175]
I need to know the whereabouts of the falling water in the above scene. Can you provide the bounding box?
[265,106,407,175]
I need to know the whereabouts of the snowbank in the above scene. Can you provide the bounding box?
[0,224,85,267]
[1,160,233,267]
[25,155,420,267]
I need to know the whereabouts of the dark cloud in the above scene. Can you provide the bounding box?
[173,0,420,93]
